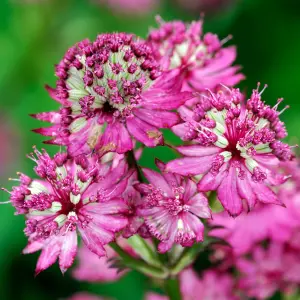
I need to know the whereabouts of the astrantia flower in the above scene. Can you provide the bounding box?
[136,160,211,253]
[147,19,244,94]
[180,268,238,300]
[167,86,293,216]
[210,203,296,255]
[33,33,191,157]
[96,0,157,15]
[237,243,300,299]
[146,268,238,300]
[5,148,130,274]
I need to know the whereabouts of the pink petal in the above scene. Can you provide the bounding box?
[59,231,78,273]
[236,170,257,211]
[182,178,197,200]
[142,167,173,196]
[197,165,227,192]
[35,238,61,275]
[166,157,212,176]
[32,125,61,137]
[98,121,133,156]
[171,123,188,140]
[176,145,220,157]
[92,214,128,233]
[126,116,163,147]
[45,85,66,104]
[30,112,61,124]
[187,194,211,219]
[252,183,283,205]
[23,240,44,254]
[217,166,243,217]
[141,90,192,110]
[134,108,180,128]
[84,200,128,215]
[79,227,106,258]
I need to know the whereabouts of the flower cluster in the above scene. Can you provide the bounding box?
[2,15,298,300]
[167,86,293,216]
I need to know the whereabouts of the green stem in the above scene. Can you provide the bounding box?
[164,277,182,300]
[126,150,143,182]
[109,242,168,279]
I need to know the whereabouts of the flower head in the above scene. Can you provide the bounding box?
[167,85,293,216]
[136,160,211,253]
[210,203,296,255]
[6,148,130,274]
[237,243,300,299]
[33,33,191,157]
[147,18,244,93]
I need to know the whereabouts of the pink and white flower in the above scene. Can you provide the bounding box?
[32,33,191,157]
[5,148,130,274]
[147,18,244,94]
[167,86,293,216]
[136,160,211,253]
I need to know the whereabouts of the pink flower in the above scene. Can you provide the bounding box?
[6,148,130,274]
[97,0,158,15]
[167,86,293,216]
[176,0,236,15]
[180,268,238,300]
[122,173,149,238]
[32,33,191,157]
[147,19,244,94]
[72,237,134,282]
[72,244,124,282]
[210,203,296,255]
[67,292,105,300]
[136,159,211,253]
[145,293,167,300]
[237,243,300,299]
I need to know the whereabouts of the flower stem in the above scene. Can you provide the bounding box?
[164,277,182,300]
[109,242,168,279]
[126,150,143,182]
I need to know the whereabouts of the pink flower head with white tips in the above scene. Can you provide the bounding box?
[167,85,294,216]
[136,159,211,253]
[5,148,130,274]
[32,33,192,157]
[147,18,244,93]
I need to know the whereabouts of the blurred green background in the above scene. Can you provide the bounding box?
[0,0,299,299]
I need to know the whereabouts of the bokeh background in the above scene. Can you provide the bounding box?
[0,0,299,299]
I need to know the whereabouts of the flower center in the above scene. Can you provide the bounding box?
[55,34,160,120]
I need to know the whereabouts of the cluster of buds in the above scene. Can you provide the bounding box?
[2,16,297,300]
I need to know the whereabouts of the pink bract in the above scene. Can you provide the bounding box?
[136,159,211,253]
[32,33,192,157]
[7,148,130,274]
[147,19,244,94]
[167,86,293,216]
